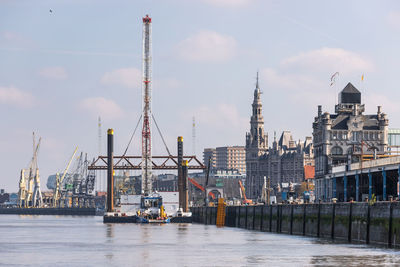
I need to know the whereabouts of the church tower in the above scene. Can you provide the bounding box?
[245,73,268,199]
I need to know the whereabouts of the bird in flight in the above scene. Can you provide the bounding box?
[49,9,53,13]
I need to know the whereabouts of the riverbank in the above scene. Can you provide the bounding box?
[0,207,96,216]
[192,202,400,248]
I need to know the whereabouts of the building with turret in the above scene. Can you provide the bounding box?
[313,82,389,201]
[245,74,268,198]
[245,74,314,200]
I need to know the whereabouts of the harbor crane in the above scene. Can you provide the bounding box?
[53,147,78,207]
[18,133,43,208]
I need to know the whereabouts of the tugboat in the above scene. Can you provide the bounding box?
[103,193,171,223]
[135,193,170,223]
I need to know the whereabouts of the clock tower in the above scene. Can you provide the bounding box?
[245,73,268,199]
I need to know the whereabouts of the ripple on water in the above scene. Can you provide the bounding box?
[0,215,400,266]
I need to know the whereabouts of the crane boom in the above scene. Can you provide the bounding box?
[188,177,215,199]
[60,147,79,185]
[204,157,212,206]
[238,180,252,205]
[53,147,78,207]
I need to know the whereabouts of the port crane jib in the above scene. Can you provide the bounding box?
[53,146,78,207]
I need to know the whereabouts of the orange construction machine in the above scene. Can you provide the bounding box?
[238,180,252,205]
[188,177,216,200]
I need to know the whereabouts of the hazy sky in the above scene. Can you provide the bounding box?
[1,0,400,191]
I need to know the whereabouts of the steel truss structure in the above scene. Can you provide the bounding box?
[88,155,205,170]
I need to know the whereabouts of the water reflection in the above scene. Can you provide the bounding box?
[309,254,400,267]
[106,224,114,240]
[0,216,400,267]
[140,225,150,264]
[105,224,114,260]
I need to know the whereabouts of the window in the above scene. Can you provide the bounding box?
[332,132,337,140]
[331,146,343,155]
[343,132,348,140]
[352,131,361,142]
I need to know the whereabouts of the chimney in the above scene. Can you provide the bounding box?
[377,106,382,115]
[318,105,322,117]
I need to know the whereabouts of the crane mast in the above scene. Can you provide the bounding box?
[141,15,152,195]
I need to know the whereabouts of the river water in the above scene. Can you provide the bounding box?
[0,215,400,266]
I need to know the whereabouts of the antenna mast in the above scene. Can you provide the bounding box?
[98,116,102,192]
[141,15,152,195]
[192,116,196,156]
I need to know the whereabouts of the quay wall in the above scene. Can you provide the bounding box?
[191,202,400,248]
[0,207,96,216]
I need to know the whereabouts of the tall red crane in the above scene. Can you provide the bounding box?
[141,15,152,195]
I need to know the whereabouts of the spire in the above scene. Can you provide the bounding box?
[254,71,261,100]
[256,71,259,89]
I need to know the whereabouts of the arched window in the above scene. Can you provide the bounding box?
[331,146,343,155]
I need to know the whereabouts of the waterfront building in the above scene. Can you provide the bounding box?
[203,148,217,169]
[245,76,314,200]
[203,146,246,174]
[313,82,389,201]
[388,128,400,154]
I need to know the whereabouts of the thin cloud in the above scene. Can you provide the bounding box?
[177,31,237,62]
[261,68,324,91]
[154,78,182,89]
[79,97,124,121]
[0,86,35,108]
[277,14,342,45]
[261,47,374,92]
[193,103,247,130]
[101,68,141,88]
[3,31,25,42]
[202,0,254,8]
[0,46,138,58]
[281,47,374,74]
[364,93,400,115]
[387,11,400,29]
[260,47,376,121]
[39,66,68,80]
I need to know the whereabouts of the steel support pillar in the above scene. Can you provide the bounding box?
[333,176,337,199]
[383,168,387,201]
[177,136,183,209]
[355,173,359,202]
[398,165,400,199]
[182,160,189,212]
[106,129,114,213]
[368,170,372,200]
[344,174,347,202]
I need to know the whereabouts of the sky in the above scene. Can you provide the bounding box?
[1,0,400,192]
